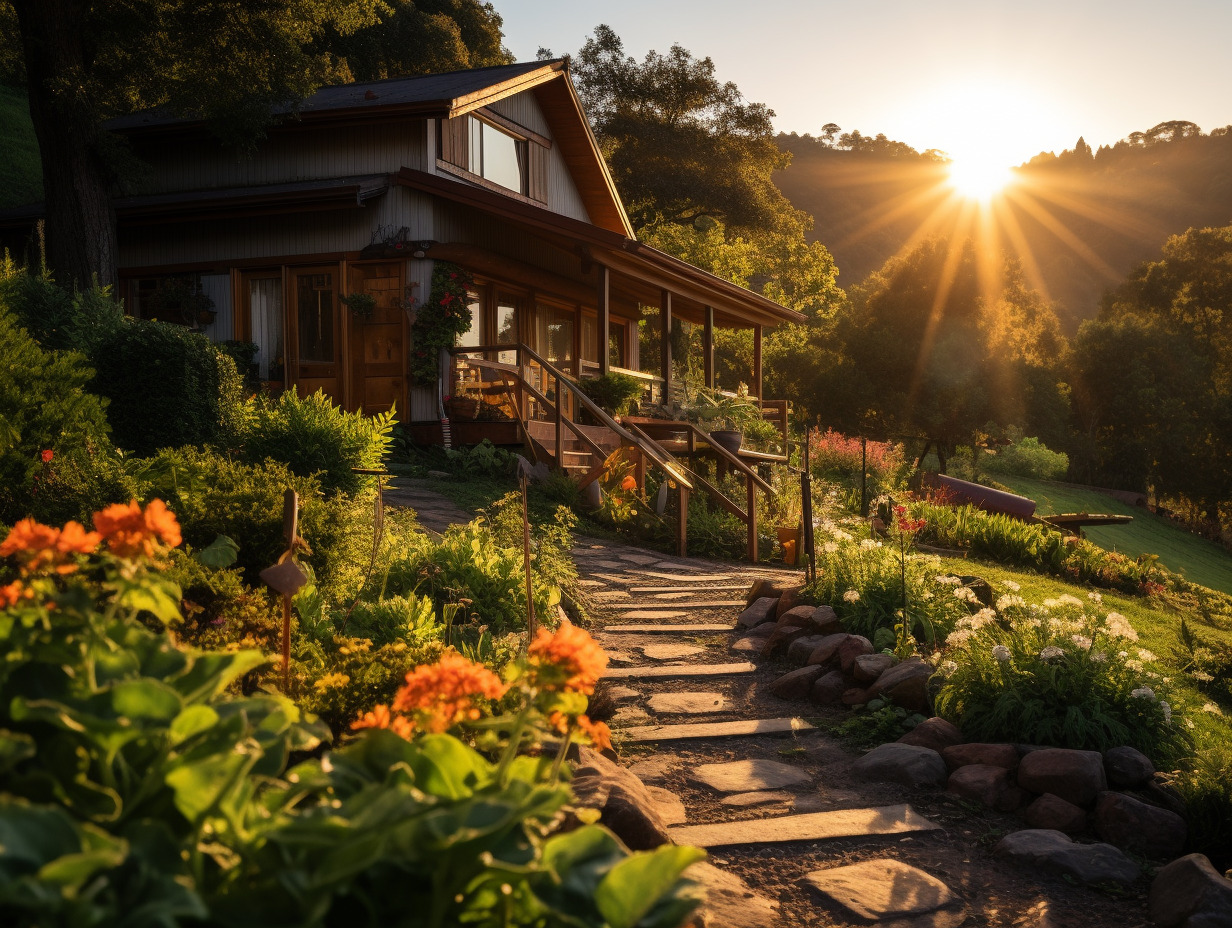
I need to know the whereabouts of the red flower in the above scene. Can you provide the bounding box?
[40,449,53,464]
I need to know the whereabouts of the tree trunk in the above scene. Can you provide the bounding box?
[13,0,118,289]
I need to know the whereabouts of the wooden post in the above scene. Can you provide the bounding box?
[676,483,689,558]
[861,436,868,517]
[279,489,298,690]
[802,428,816,583]
[703,305,715,389]
[521,471,537,642]
[597,264,610,376]
[554,387,563,468]
[746,474,758,562]
[660,289,672,402]
[752,324,763,402]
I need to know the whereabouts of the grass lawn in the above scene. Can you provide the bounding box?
[993,474,1232,595]
[0,83,41,209]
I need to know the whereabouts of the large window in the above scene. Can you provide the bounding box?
[297,272,336,363]
[467,117,528,194]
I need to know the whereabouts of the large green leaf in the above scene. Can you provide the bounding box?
[0,730,36,774]
[165,750,254,823]
[168,706,219,746]
[595,845,706,928]
[195,534,240,569]
[113,576,183,624]
[168,650,268,704]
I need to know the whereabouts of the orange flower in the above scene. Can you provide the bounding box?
[620,474,637,492]
[577,714,612,752]
[93,499,181,558]
[40,449,53,464]
[0,518,97,574]
[390,652,507,733]
[527,623,608,695]
[57,521,102,556]
[0,580,28,608]
[352,703,415,739]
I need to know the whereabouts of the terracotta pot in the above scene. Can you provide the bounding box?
[709,429,743,455]
[777,526,802,565]
[446,397,480,420]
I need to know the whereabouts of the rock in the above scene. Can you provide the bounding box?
[841,687,869,706]
[775,604,840,636]
[898,717,964,753]
[1104,746,1155,790]
[837,635,874,673]
[994,829,1142,886]
[761,625,809,657]
[811,670,847,705]
[731,637,760,652]
[774,586,805,621]
[646,786,688,825]
[777,604,818,627]
[1148,854,1232,927]
[1023,793,1089,835]
[693,759,812,793]
[1141,778,1189,817]
[770,665,826,700]
[806,633,851,667]
[744,621,778,639]
[721,790,794,807]
[647,692,732,715]
[1016,748,1107,807]
[1093,791,1187,859]
[683,862,780,928]
[787,634,831,665]
[942,742,1020,772]
[737,597,778,628]
[853,653,896,683]
[865,657,933,712]
[948,764,1024,811]
[802,859,956,921]
[571,747,672,850]
[744,579,786,607]
[852,742,948,789]
[604,685,642,706]
[957,575,994,607]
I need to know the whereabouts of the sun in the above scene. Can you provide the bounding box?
[947,156,1013,202]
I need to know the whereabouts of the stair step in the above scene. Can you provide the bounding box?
[620,717,813,742]
[602,623,732,633]
[605,661,757,680]
[668,804,941,848]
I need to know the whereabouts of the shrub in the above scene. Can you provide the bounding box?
[576,371,644,415]
[1165,738,1232,870]
[933,586,1188,761]
[25,447,140,527]
[442,439,519,480]
[808,428,906,498]
[0,304,114,524]
[239,389,394,497]
[90,317,246,454]
[983,435,1069,480]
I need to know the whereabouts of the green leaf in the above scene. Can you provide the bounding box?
[104,679,183,724]
[115,576,183,624]
[169,705,220,745]
[168,650,268,704]
[165,751,254,823]
[195,534,240,569]
[595,844,707,928]
[0,730,36,774]
[410,734,492,799]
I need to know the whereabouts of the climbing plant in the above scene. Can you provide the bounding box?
[410,262,474,387]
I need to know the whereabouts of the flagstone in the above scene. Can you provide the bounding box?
[693,758,813,792]
[603,623,732,634]
[641,643,706,661]
[605,662,757,680]
[801,860,955,921]
[647,786,688,825]
[635,571,737,582]
[669,804,941,848]
[605,685,642,704]
[721,790,795,807]
[627,755,681,780]
[646,692,733,715]
[619,610,689,620]
[623,718,813,743]
[632,585,747,594]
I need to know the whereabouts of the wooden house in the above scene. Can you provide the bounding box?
[5,60,806,555]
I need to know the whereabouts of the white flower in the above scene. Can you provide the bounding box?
[859,538,878,550]
[1138,649,1158,663]
[946,628,974,647]
[1130,686,1156,701]
[1161,701,1172,723]
[992,645,1011,662]
[832,529,853,543]
[1088,591,1102,603]
[1090,651,1108,663]
[954,587,979,604]
[1039,646,1064,660]
[1001,579,1021,592]
[940,660,959,675]
[823,541,839,554]
[1186,719,1196,730]
[843,589,861,603]
[921,590,934,600]
[1117,650,1129,659]
[934,575,961,586]
[1103,612,1138,642]
[1202,702,1223,715]
[1058,594,1083,607]
[1192,670,1214,683]
[997,595,1025,611]
[1070,635,1092,650]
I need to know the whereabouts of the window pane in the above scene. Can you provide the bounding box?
[547,307,574,363]
[249,278,284,380]
[481,121,525,192]
[609,321,627,368]
[297,273,335,363]
[468,117,483,177]
[580,315,597,363]
[495,299,517,364]
[456,289,483,348]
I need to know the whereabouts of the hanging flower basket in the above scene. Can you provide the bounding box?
[341,292,377,321]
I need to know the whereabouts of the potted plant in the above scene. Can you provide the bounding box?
[576,372,644,419]
[681,384,768,454]
[341,291,377,321]
[770,471,804,564]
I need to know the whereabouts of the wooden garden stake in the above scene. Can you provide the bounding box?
[521,471,537,643]
[259,489,307,692]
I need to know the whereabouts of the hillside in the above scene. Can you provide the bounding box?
[776,130,1232,330]
[0,83,41,208]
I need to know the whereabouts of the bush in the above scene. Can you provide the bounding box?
[576,372,644,415]
[983,435,1069,480]
[933,586,1188,761]
[0,304,114,523]
[442,439,519,480]
[239,389,394,497]
[0,259,124,354]
[1165,738,1232,870]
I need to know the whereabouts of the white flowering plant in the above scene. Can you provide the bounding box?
[933,588,1188,761]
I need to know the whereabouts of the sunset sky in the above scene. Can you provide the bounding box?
[494,0,1232,169]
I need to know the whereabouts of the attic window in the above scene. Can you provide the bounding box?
[467,116,528,194]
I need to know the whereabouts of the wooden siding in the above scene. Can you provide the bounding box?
[135,121,429,195]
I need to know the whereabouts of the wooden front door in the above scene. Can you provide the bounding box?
[289,266,343,402]
[347,262,406,416]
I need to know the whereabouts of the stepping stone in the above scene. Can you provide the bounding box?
[646,600,745,609]
[641,643,705,661]
[802,860,955,921]
[694,758,812,792]
[594,559,634,570]
[604,685,641,705]
[603,623,732,634]
[722,790,795,808]
[578,579,606,588]
[619,610,688,620]
[605,662,757,680]
[635,571,736,582]
[669,804,941,848]
[732,637,759,652]
[606,651,637,664]
[654,592,696,600]
[632,585,747,594]
[628,755,680,780]
[647,786,688,825]
[593,591,632,600]
[618,553,662,565]
[624,718,814,743]
[647,692,732,715]
[612,706,652,725]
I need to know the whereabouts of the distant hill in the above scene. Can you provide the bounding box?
[775,127,1232,330]
[0,83,41,209]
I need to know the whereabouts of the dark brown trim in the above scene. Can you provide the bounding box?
[119,252,359,277]
[434,159,538,206]
[474,106,552,148]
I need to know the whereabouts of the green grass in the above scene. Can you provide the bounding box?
[993,475,1232,595]
[0,83,41,208]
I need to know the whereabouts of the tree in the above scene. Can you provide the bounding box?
[571,24,803,236]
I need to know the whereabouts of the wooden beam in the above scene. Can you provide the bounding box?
[677,484,689,558]
[703,305,715,389]
[747,475,758,562]
[597,264,610,375]
[752,324,763,402]
[660,289,672,403]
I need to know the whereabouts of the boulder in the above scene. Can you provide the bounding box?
[1016,748,1107,807]
[806,633,851,667]
[774,586,805,621]
[837,635,874,673]
[897,717,964,753]
[684,862,779,928]
[1103,746,1155,790]
[787,634,832,665]
[841,687,869,706]
[994,829,1141,886]
[777,604,841,636]
[1093,791,1187,859]
[853,653,896,683]
[1023,793,1089,835]
[760,625,808,657]
[948,764,1025,811]
[745,579,786,607]
[807,604,842,635]
[737,596,779,628]
[744,620,778,639]
[811,670,847,705]
[769,665,825,701]
[851,743,948,789]
[1148,854,1232,927]
[865,657,933,712]
[941,742,1019,772]
[570,747,671,850]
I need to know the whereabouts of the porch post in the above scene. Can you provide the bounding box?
[703,305,715,389]
[752,324,763,401]
[660,289,672,403]
[597,264,610,375]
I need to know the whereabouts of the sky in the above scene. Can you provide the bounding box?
[492,0,1232,169]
